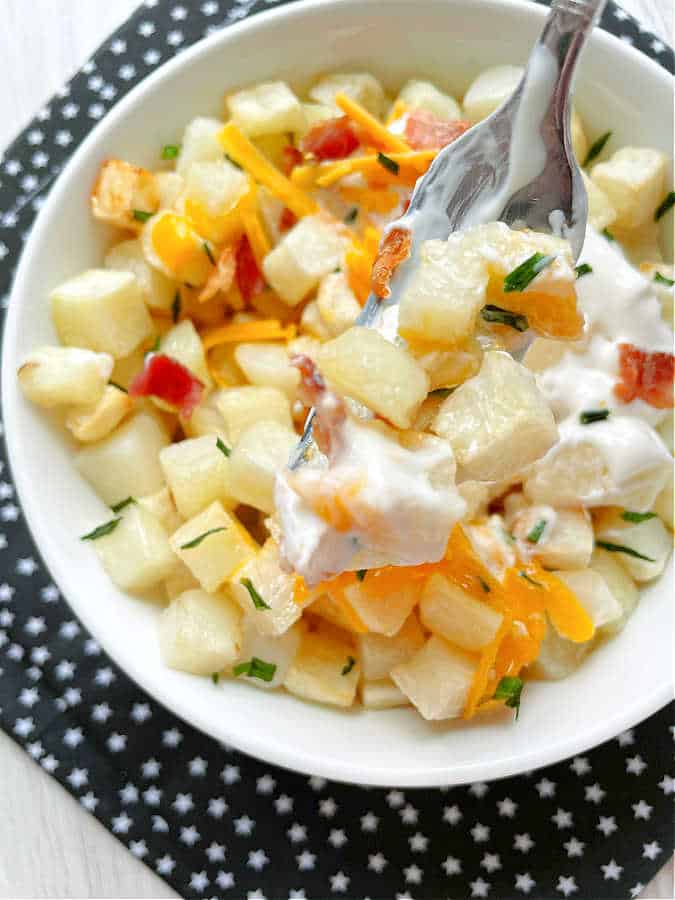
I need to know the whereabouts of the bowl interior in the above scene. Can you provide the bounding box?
[2,0,673,786]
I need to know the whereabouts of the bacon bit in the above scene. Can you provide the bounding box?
[282,145,303,175]
[615,343,674,408]
[129,353,203,418]
[404,109,472,150]
[301,116,360,161]
[235,234,266,302]
[371,226,412,299]
[198,244,236,304]
[290,354,345,456]
[279,207,298,232]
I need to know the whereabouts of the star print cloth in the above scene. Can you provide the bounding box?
[0,1,673,898]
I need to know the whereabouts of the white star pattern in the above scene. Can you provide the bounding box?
[288,823,307,844]
[206,842,226,862]
[221,764,239,784]
[400,803,418,824]
[626,754,647,775]
[208,797,228,818]
[563,837,585,858]
[16,557,37,576]
[275,794,293,814]
[584,783,606,804]
[617,729,634,747]
[514,833,535,853]
[162,727,182,747]
[443,804,462,825]
[319,798,337,818]
[642,841,662,860]
[658,775,674,795]
[256,774,275,794]
[80,792,98,812]
[497,797,517,817]
[141,758,161,778]
[130,702,151,723]
[143,786,162,806]
[95,667,115,687]
[470,876,490,897]
[216,871,235,889]
[360,811,379,832]
[404,863,422,884]
[119,783,138,804]
[552,808,573,829]
[387,790,405,808]
[409,832,428,852]
[59,621,80,640]
[19,687,39,707]
[179,825,200,846]
[111,812,133,834]
[442,855,461,875]
[234,815,255,836]
[156,854,175,876]
[130,840,148,859]
[41,755,59,773]
[535,778,556,798]
[13,717,34,737]
[296,851,315,871]
[469,781,489,798]
[151,815,168,833]
[556,875,578,896]
[106,732,126,753]
[597,816,618,837]
[471,822,490,843]
[633,797,654,820]
[54,659,75,680]
[328,829,347,848]
[66,768,88,789]
[481,853,501,873]
[368,852,387,873]
[515,873,536,893]
[601,859,623,880]
[630,883,644,898]
[188,756,207,776]
[173,793,194,814]
[189,871,209,893]
[329,871,349,893]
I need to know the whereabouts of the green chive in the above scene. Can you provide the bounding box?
[132,209,152,223]
[233,657,277,682]
[526,519,547,544]
[654,272,675,288]
[211,672,220,684]
[377,152,399,175]
[429,387,454,399]
[344,207,358,224]
[595,540,655,562]
[203,242,216,265]
[145,336,161,358]
[81,518,121,541]
[110,497,135,513]
[355,569,367,582]
[494,675,524,718]
[575,263,593,279]
[520,571,543,588]
[216,437,231,458]
[621,510,657,524]
[180,527,227,549]
[583,131,612,167]
[478,576,491,593]
[240,577,270,610]
[655,191,675,222]
[171,292,181,323]
[503,253,555,293]
[225,153,242,170]
[109,381,128,393]
[481,305,529,332]
[602,228,615,242]
[341,656,356,676]
[579,409,610,425]
[161,144,180,160]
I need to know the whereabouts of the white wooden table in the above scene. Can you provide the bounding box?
[0,1,673,897]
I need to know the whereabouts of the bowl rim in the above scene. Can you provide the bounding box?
[2,0,673,787]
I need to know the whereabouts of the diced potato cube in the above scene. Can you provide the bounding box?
[160,435,235,518]
[391,635,476,720]
[614,220,664,266]
[234,618,302,688]
[91,159,159,230]
[309,592,367,634]
[51,269,153,358]
[137,486,183,534]
[155,171,185,210]
[398,237,488,346]
[18,346,112,408]
[263,215,345,306]
[413,343,483,392]
[171,502,256,593]
[176,117,224,177]
[656,411,674,455]
[593,509,673,582]
[357,613,426,681]
[522,337,572,373]
[230,538,309,637]
[591,147,668,229]
[509,506,594,570]
[286,335,322,363]
[319,326,429,428]
[110,346,146,391]
[309,72,386,118]
[419,573,503,651]
[570,108,588,165]
[159,588,242,674]
[555,568,622,628]
[283,621,359,708]
[397,79,462,120]
[297,102,335,138]
[216,386,292,444]
[234,342,300,399]
[360,679,410,709]
[300,300,331,341]
[653,468,673,530]
[76,412,170,505]
[463,65,523,122]
[432,351,557,481]
[181,389,228,440]
[589,547,639,636]
[529,617,593,680]
[159,319,212,389]
[641,263,674,325]
[228,421,297,513]
[458,481,491,521]
[227,81,306,137]
[65,384,132,442]
[104,238,176,313]
[182,160,248,243]
[164,561,199,601]
[581,172,617,232]
[142,211,214,287]
[94,504,176,593]
[342,578,420,637]
[315,271,361,337]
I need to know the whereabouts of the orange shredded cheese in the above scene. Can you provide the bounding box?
[339,186,400,214]
[313,150,436,188]
[201,318,297,351]
[334,92,410,153]
[239,176,272,269]
[385,99,408,126]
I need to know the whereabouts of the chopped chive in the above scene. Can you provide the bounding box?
[81,518,121,541]
[503,253,556,293]
[161,143,180,160]
[344,207,358,224]
[180,527,227,549]
[203,242,216,265]
[602,228,615,242]
[429,387,454,399]
[109,381,128,393]
[341,655,356,676]
[132,209,153,223]
[583,131,612,167]
[494,675,523,718]
[233,657,277,682]
[655,191,675,222]
[333,266,342,273]
[520,571,543,588]
[377,152,399,175]
[110,496,135,513]
[145,336,161,358]
[216,437,231,458]
[579,409,610,425]
[595,540,655,562]
[481,305,529,332]
[211,672,220,684]
[654,272,675,288]
[355,569,367,582]
[225,153,242,170]
[478,576,491,593]
[171,291,181,323]
[526,519,547,544]
[240,577,271,610]
[575,263,593,279]
[621,510,657,524]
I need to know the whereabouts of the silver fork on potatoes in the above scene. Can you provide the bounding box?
[291,0,608,467]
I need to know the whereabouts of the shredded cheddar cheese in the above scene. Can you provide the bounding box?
[334,92,410,154]
[201,318,297,351]
[239,176,272,269]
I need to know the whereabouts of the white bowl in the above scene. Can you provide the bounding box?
[3,0,673,787]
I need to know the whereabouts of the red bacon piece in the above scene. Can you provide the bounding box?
[301,116,360,160]
[290,354,346,457]
[235,234,265,302]
[282,145,303,175]
[615,343,674,409]
[279,207,298,232]
[129,353,204,418]
[404,109,472,150]
[371,226,412,299]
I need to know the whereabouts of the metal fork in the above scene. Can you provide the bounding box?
[291,0,607,467]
